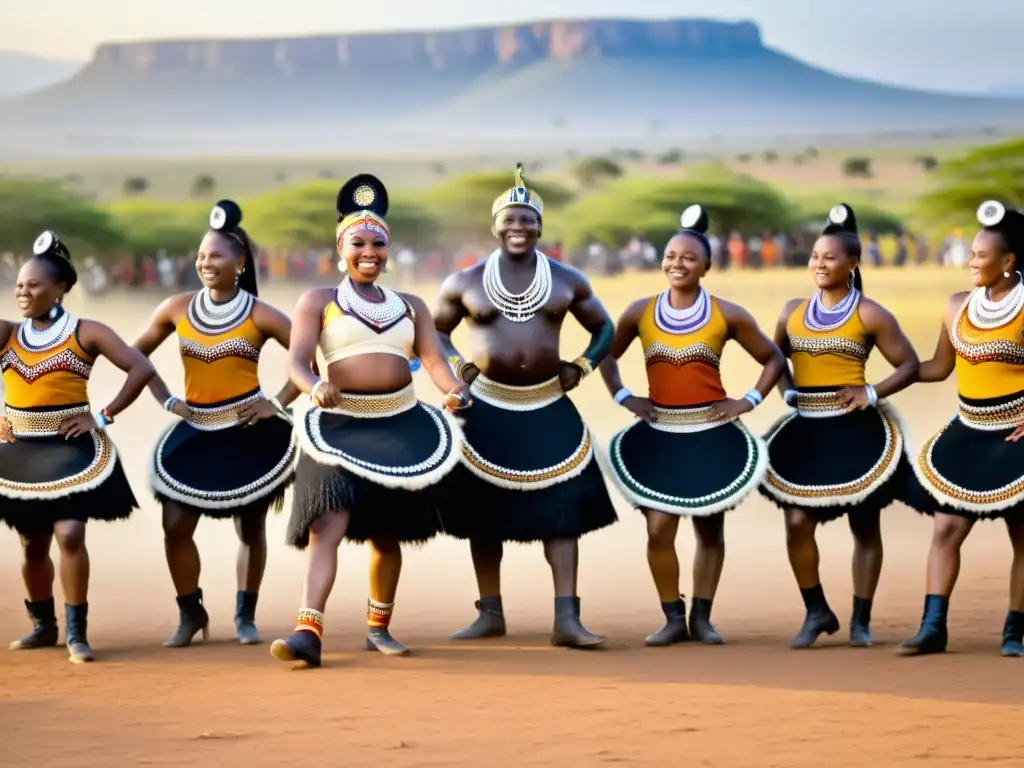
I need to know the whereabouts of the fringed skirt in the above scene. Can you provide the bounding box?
[438,375,618,543]
[0,404,138,535]
[600,403,768,516]
[759,389,913,522]
[287,383,461,548]
[907,391,1024,524]
[150,390,296,518]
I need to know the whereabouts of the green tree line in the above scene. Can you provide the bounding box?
[1,139,1020,263]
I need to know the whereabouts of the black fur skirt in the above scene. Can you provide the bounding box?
[437,375,618,543]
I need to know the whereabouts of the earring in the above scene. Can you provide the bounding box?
[235,271,241,284]
[337,261,346,273]
[1005,271,1011,278]
[47,300,60,321]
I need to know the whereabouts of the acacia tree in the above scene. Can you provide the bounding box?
[0,178,124,257]
[919,138,1024,225]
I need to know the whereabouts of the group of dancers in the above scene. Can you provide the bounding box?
[1,165,1022,667]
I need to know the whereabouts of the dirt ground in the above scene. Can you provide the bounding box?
[0,271,1020,767]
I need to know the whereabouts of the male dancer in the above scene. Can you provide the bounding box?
[434,164,617,647]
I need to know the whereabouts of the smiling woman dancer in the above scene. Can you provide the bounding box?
[132,200,298,648]
[761,204,920,649]
[270,174,470,668]
[599,205,784,646]
[900,201,1024,657]
[1,231,154,663]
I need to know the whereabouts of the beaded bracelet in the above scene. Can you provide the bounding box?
[865,384,878,407]
[783,389,798,407]
[613,387,633,405]
[164,395,182,412]
[742,389,763,408]
[95,408,114,430]
[310,380,326,401]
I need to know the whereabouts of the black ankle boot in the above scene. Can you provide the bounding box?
[234,591,260,645]
[271,630,322,667]
[551,596,606,648]
[849,596,873,647]
[1000,610,1024,657]
[451,597,506,640]
[897,594,948,656]
[164,589,210,648]
[689,597,726,645]
[9,597,59,651]
[644,597,689,646]
[65,603,94,663]
[790,585,840,649]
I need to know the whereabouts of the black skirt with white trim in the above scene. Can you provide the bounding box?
[0,404,138,535]
[286,384,461,548]
[150,390,296,518]
[437,375,618,543]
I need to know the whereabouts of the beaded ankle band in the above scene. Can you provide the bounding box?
[295,608,324,638]
[367,598,395,628]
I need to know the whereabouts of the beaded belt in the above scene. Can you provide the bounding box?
[187,390,267,431]
[470,375,564,411]
[324,383,417,419]
[957,394,1024,431]
[2,404,90,438]
[649,404,725,433]
[794,391,846,419]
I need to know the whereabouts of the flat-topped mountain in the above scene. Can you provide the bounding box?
[2,19,1022,158]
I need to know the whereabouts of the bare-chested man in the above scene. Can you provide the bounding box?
[434,164,618,648]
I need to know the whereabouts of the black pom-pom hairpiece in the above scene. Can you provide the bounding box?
[680,204,709,234]
[210,199,243,231]
[822,203,858,235]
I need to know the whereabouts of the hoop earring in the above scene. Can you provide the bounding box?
[47,300,60,321]
[847,271,854,288]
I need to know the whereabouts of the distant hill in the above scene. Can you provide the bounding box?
[1,19,1023,158]
[0,51,82,101]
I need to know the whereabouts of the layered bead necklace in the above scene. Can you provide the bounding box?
[337,276,408,329]
[18,305,76,351]
[804,288,861,332]
[653,287,711,335]
[188,287,254,335]
[967,277,1024,330]
[482,249,552,323]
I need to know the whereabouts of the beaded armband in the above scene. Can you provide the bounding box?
[367,598,394,628]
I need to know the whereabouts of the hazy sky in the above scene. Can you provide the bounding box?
[2,0,1019,93]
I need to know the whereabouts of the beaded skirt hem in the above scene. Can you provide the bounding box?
[150,414,296,515]
[0,431,137,534]
[599,411,767,517]
[759,398,913,520]
[908,391,1024,521]
[285,390,460,549]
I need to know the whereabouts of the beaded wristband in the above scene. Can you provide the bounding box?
[163,395,182,412]
[614,387,633,405]
[742,389,763,408]
[270,397,286,415]
[865,384,878,407]
[784,389,798,407]
[310,380,326,401]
